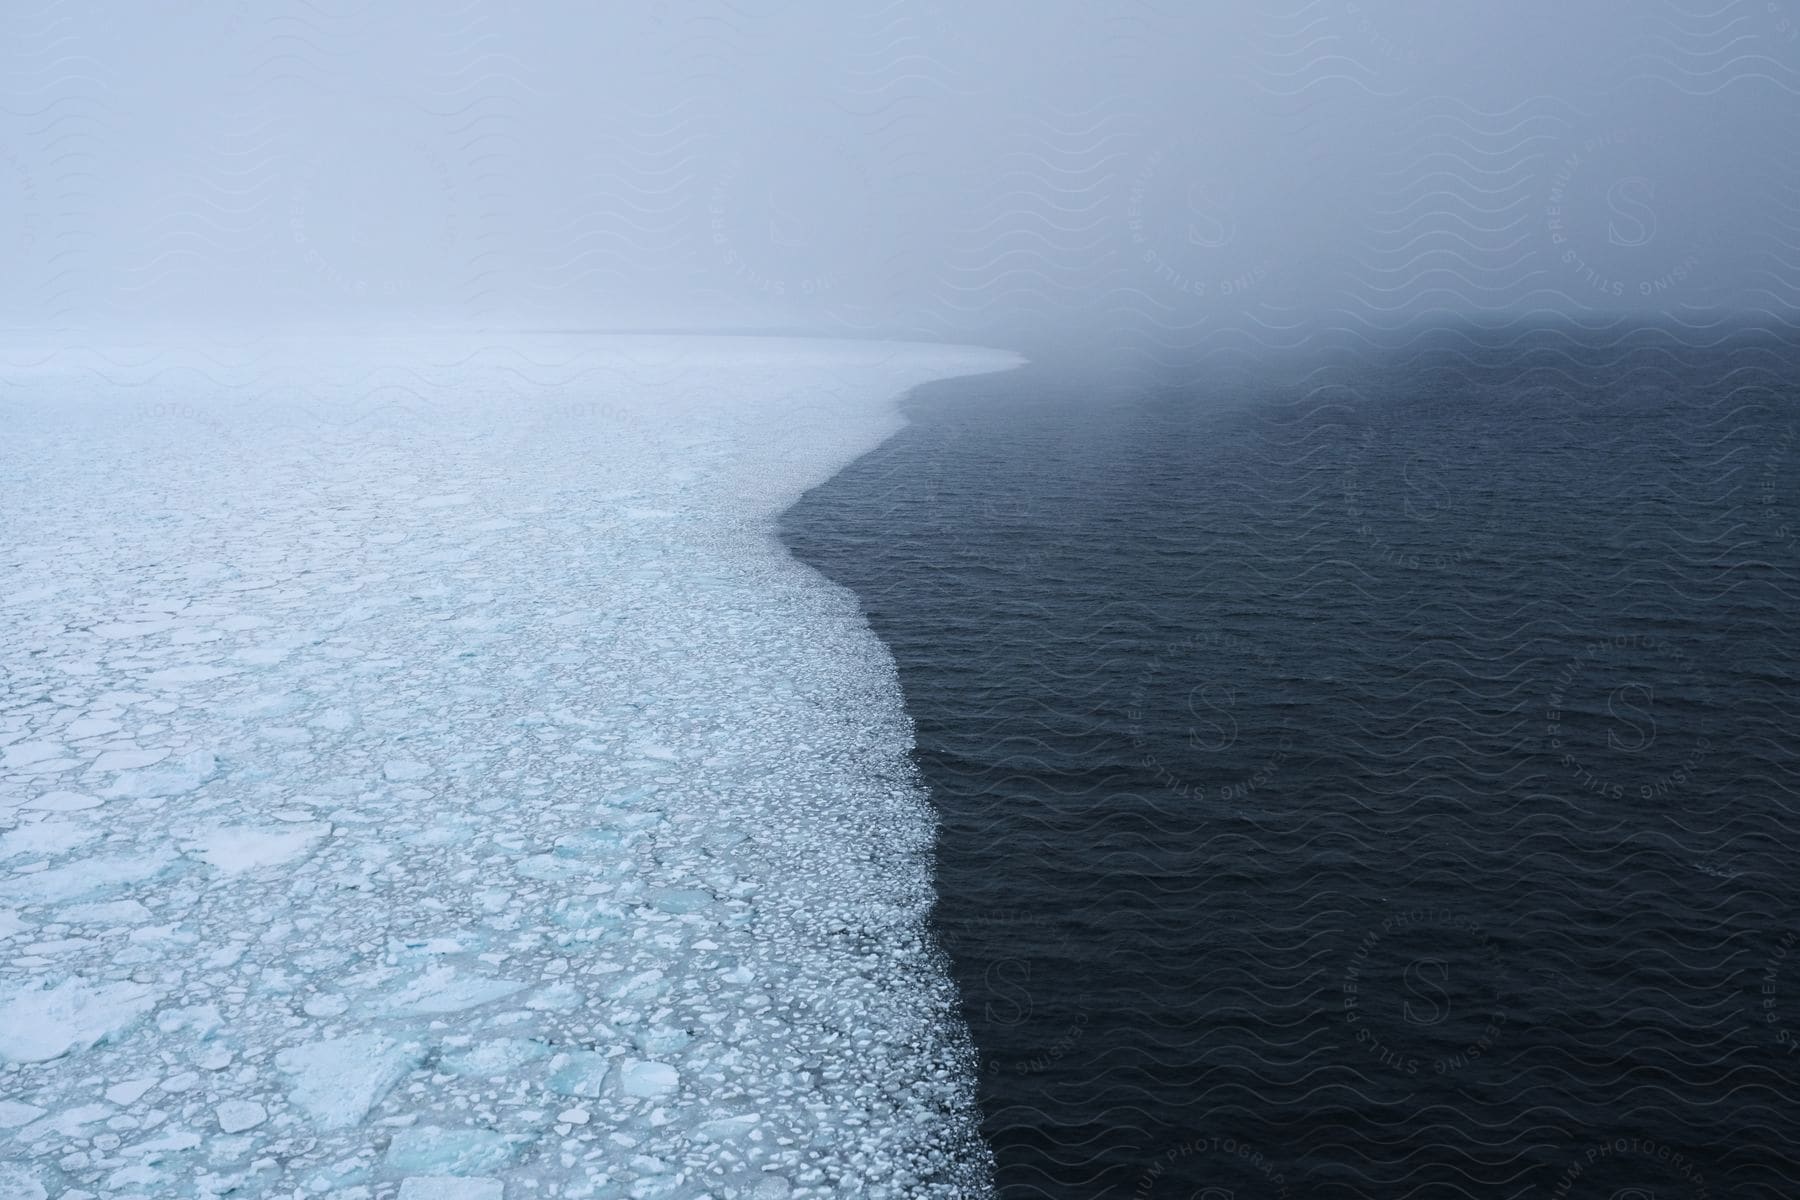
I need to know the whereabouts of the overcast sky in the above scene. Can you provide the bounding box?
[2,1,1795,343]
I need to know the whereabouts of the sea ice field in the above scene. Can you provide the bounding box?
[0,335,1021,1200]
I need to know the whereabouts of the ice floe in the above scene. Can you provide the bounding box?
[214,1099,266,1133]
[275,1034,426,1130]
[0,334,1019,1198]
[181,824,329,874]
[0,977,161,1063]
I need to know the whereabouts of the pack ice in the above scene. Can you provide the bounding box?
[0,335,1021,1199]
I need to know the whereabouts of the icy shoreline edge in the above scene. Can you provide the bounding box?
[0,335,1023,1199]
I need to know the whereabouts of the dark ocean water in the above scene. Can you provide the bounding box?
[780,322,1800,1200]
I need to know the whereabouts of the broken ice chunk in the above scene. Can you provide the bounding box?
[376,966,527,1016]
[104,750,218,800]
[61,899,153,926]
[21,791,101,812]
[0,822,99,859]
[546,1051,610,1099]
[647,888,712,915]
[0,977,160,1063]
[104,1078,155,1106]
[91,748,169,772]
[183,824,329,874]
[0,1164,46,1200]
[145,666,233,687]
[697,1114,762,1142]
[384,1125,517,1175]
[397,1178,503,1200]
[275,1034,422,1129]
[439,1038,550,1078]
[2,743,65,769]
[0,1100,46,1128]
[617,1059,679,1099]
[215,1100,267,1133]
[0,850,174,906]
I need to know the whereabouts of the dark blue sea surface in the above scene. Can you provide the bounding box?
[780,322,1800,1199]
